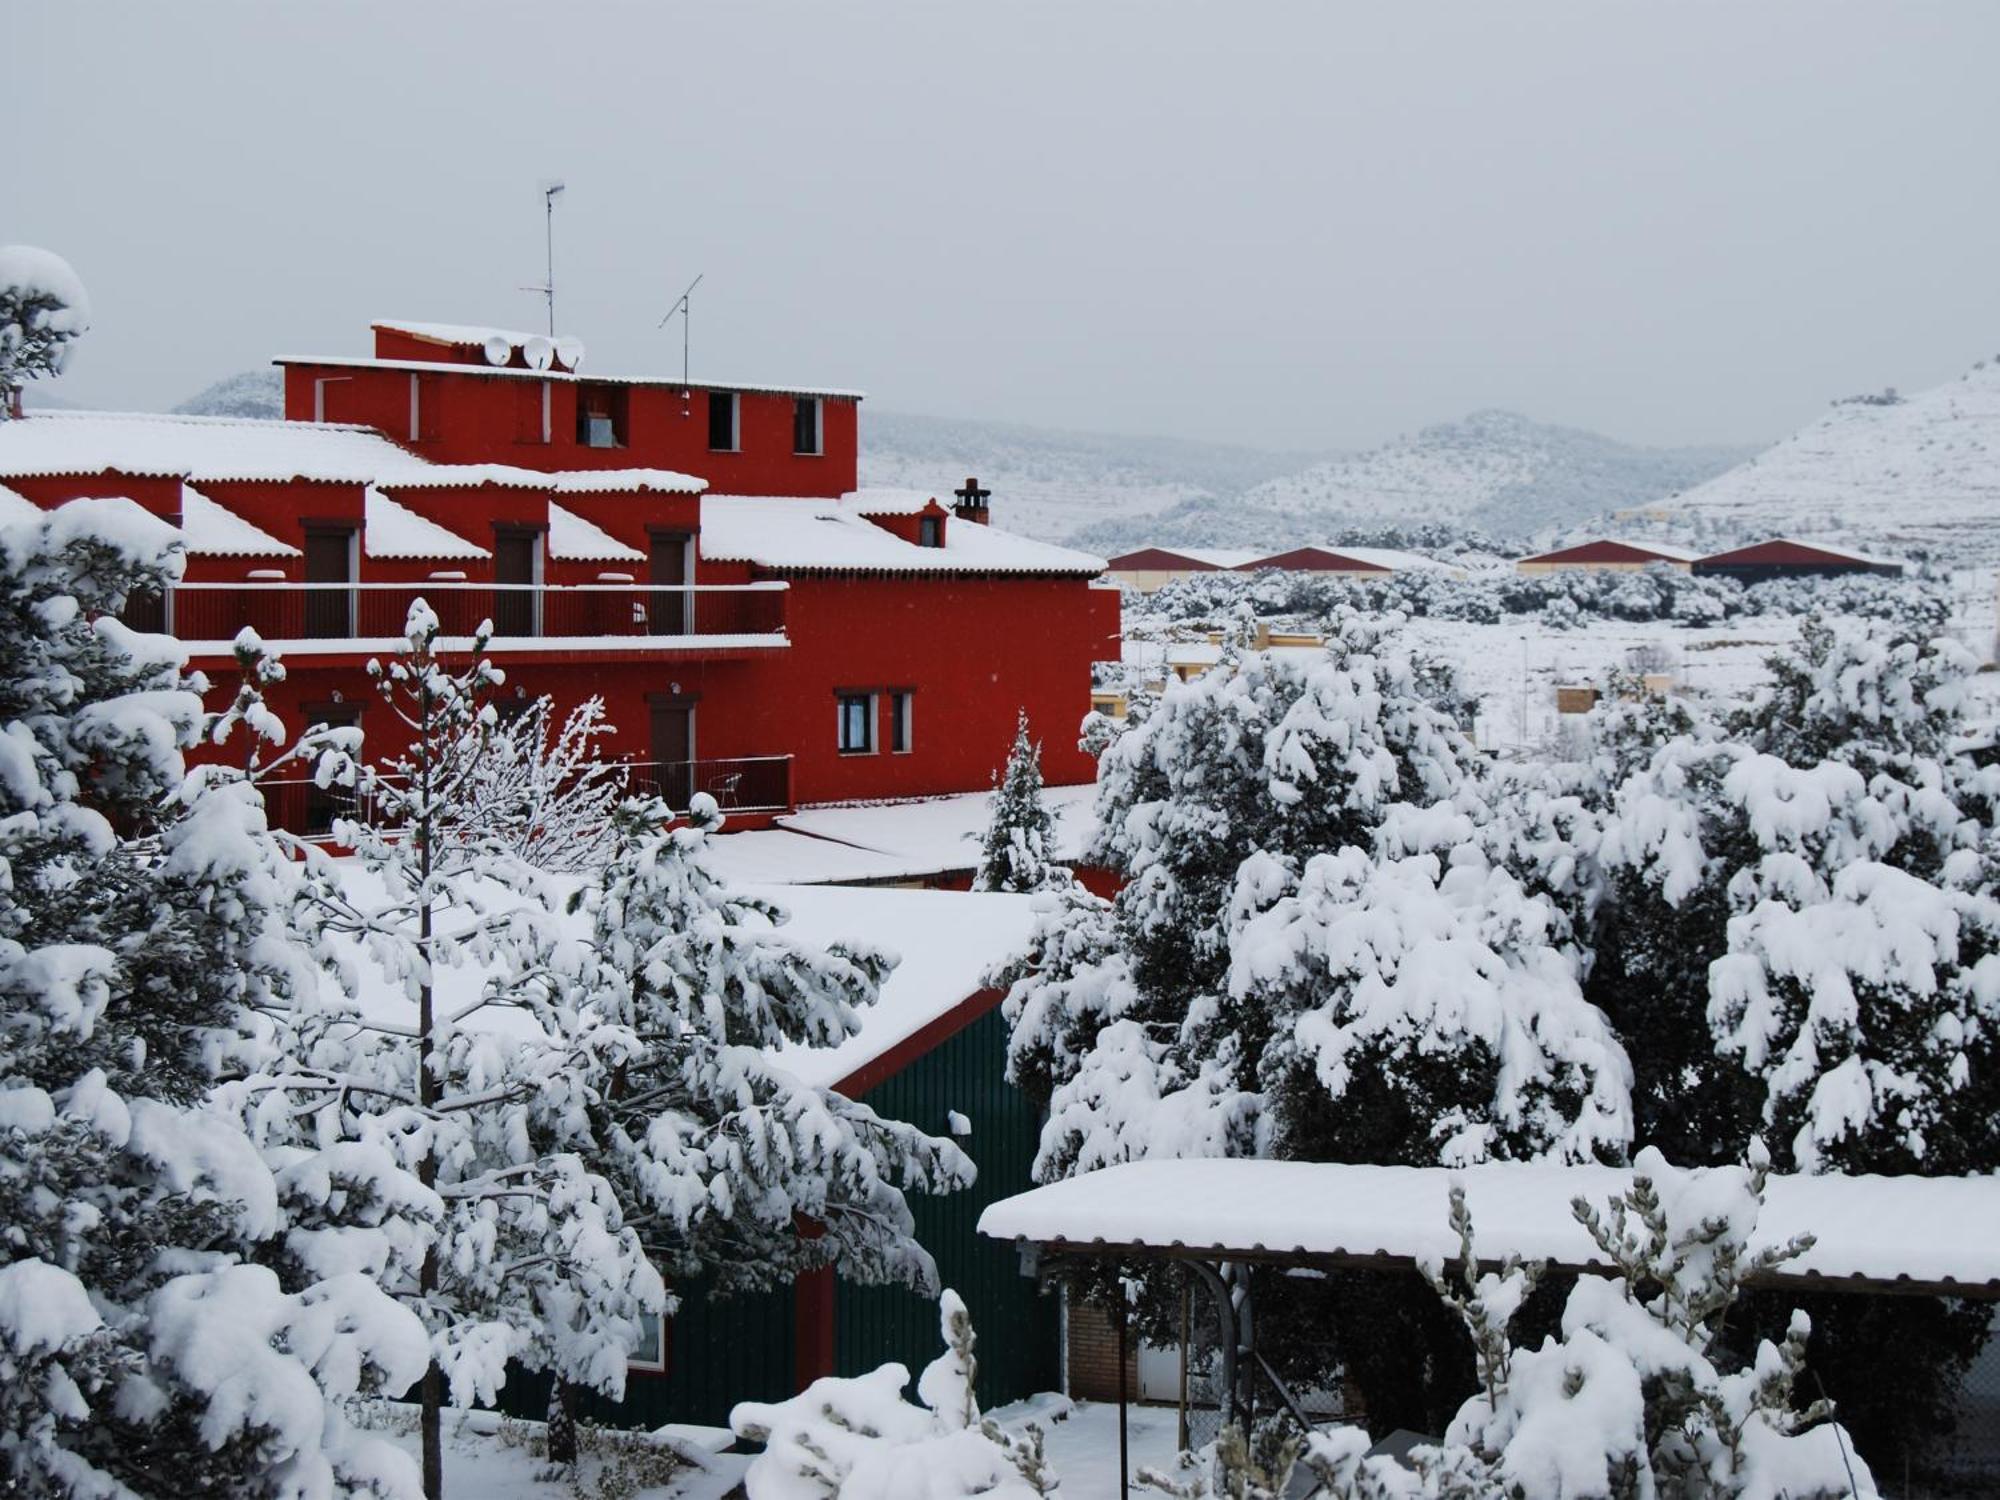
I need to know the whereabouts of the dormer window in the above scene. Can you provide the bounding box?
[793,397,822,456]
[708,391,738,452]
[918,515,943,548]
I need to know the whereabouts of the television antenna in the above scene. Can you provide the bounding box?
[658,274,704,394]
[519,180,566,335]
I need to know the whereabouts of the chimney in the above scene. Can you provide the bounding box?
[952,476,992,525]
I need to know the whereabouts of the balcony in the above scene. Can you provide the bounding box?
[260,754,793,840]
[164,581,788,653]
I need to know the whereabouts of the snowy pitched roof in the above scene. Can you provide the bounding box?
[547,503,645,563]
[1698,536,1899,568]
[757,884,1037,1090]
[1250,545,1446,573]
[698,495,1105,577]
[978,1159,2000,1295]
[0,411,704,494]
[364,487,488,561]
[179,484,300,558]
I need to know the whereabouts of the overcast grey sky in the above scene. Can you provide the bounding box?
[8,2,1998,452]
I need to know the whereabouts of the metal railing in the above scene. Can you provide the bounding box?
[256,754,793,840]
[165,581,788,646]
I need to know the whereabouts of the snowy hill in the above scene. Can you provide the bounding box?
[173,367,284,420]
[1664,359,2000,564]
[856,410,1330,543]
[1071,411,1753,554]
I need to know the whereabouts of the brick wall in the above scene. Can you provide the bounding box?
[1065,1296,1137,1403]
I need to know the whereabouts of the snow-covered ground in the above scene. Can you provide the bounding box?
[352,1394,1178,1500]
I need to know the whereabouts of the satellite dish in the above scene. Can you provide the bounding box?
[482,334,514,367]
[522,335,555,372]
[554,335,585,371]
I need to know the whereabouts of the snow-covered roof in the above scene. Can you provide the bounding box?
[698,495,1105,577]
[180,484,299,558]
[703,783,1099,888]
[547,503,644,563]
[757,884,1038,1090]
[0,411,704,494]
[978,1159,2000,1294]
[1701,536,1899,568]
[277,354,865,402]
[364,486,488,561]
[1306,545,1444,572]
[846,488,945,517]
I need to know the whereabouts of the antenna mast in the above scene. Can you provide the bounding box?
[658,273,704,393]
[536,180,566,335]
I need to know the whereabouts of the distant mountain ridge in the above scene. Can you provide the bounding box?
[173,368,283,420]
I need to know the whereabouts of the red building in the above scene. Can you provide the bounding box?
[0,320,1119,830]
[1691,537,1903,582]
[1513,539,1699,574]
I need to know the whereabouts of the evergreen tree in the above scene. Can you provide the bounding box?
[0,246,91,415]
[0,499,424,1495]
[974,711,1062,893]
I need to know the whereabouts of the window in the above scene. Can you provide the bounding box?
[707,390,738,451]
[628,1311,667,1374]
[575,383,629,448]
[837,692,877,755]
[301,704,361,837]
[303,525,357,639]
[793,396,822,456]
[890,690,913,754]
[918,515,943,549]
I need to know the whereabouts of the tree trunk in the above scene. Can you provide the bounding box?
[546,1377,579,1468]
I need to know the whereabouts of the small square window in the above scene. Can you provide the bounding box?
[918,515,943,549]
[793,397,823,456]
[890,691,913,754]
[628,1311,667,1373]
[837,693,877,755]
[708,391,738,452]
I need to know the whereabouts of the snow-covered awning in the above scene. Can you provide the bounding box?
[180,484,300,558]
[547,503,644,563]
[977,1159,2000,1297]
[364,487,488,561]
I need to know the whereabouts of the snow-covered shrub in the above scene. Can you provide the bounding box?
[1292,1152,1877,1500]
[0,500,425,1495]
[731,1291,1058,1500]
[1239,844,1633,1169]
[975,710,1064,893]
[0,245,90,414]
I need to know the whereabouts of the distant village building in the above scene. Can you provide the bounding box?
[1104,545,1262,592]
[1513,539,1698,575]
[1239,544,1446,577]
[1691,537,1903,582]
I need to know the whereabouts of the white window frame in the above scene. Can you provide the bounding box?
[794,396,823,457]
[890,690,914,754]
[627,1310,667,1373]
[837,692,878,755]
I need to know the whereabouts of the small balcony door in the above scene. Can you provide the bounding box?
[304,526,357,639]
[649,532,691,636]
[650,701,694,812]
[493,529,542,638]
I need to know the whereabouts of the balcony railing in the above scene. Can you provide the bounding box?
[164,581,788,647]
[258,755,793,840]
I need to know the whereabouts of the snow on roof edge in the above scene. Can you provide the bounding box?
[276,354,865,401]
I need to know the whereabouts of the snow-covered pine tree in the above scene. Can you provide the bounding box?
[974,710,1062,893]
[577,791,975,1291]
[730,1290,1057,1500]
[438,693,624,872]
[0,245,91,416]
[254,604,662,1500]
[0,499,426,1495]
[1590,617,2000,1468]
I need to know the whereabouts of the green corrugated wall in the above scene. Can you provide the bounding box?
[502,1002,1057,1431]
[834,1004,1061,1408]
